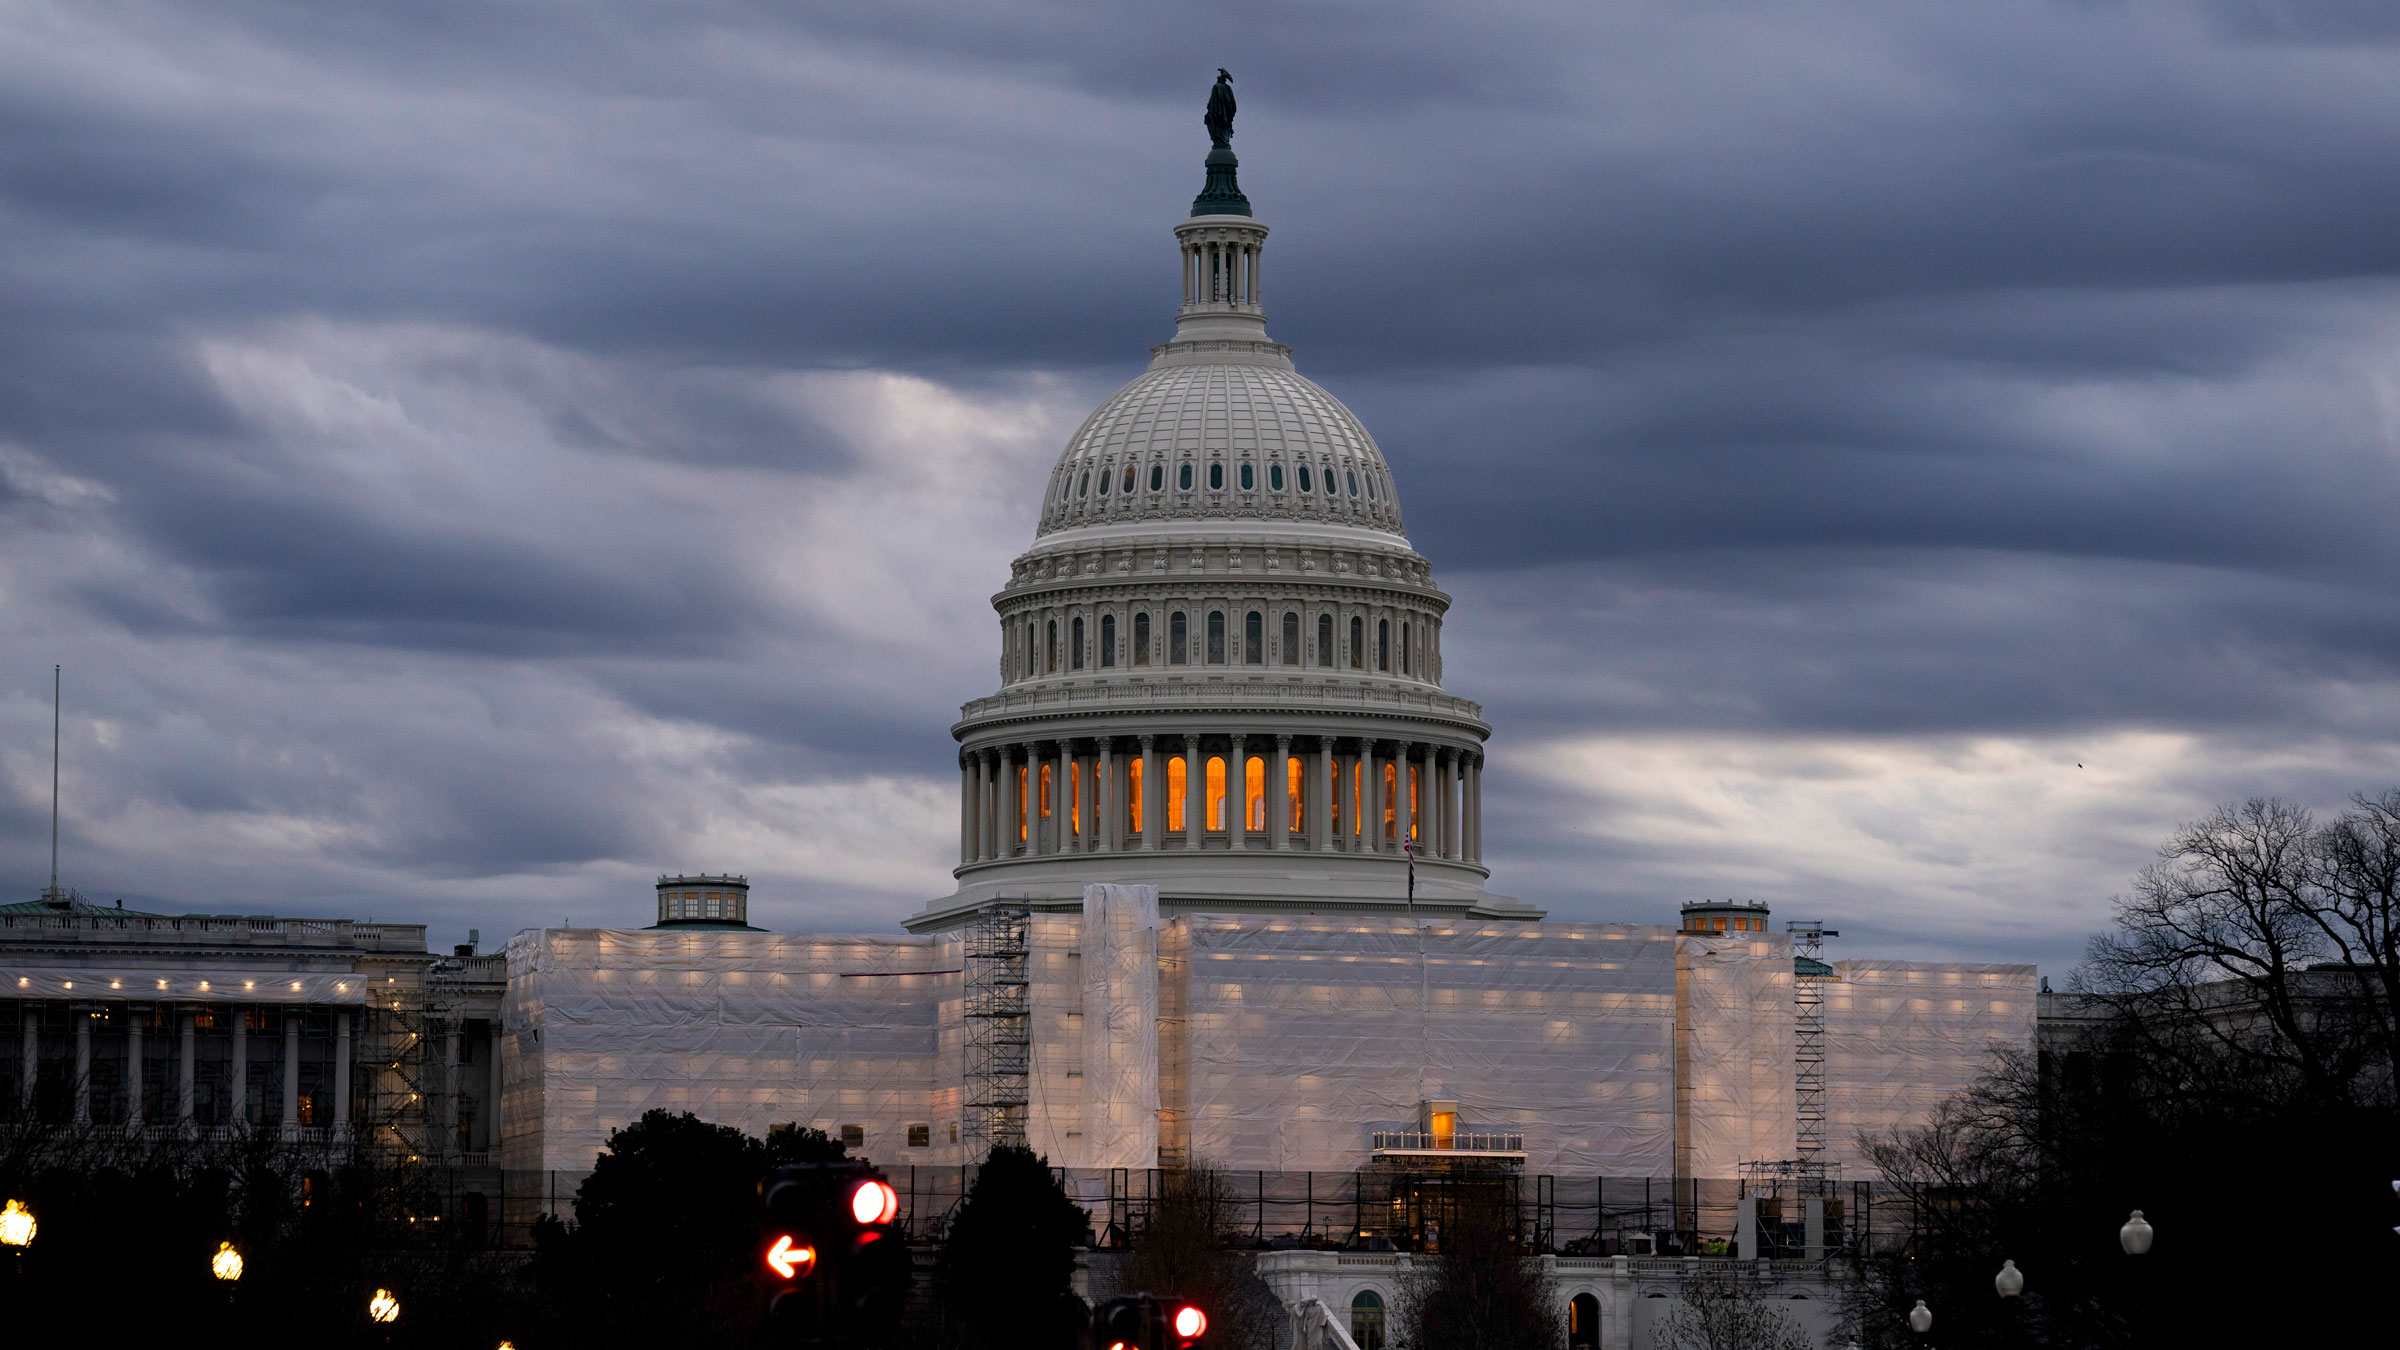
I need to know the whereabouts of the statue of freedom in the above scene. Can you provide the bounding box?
[1205,69,1236,147]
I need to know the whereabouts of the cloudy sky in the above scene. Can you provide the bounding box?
[7,2,2400,973]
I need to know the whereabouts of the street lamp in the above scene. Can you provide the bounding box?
[0,1199,33,1249]
[1908,1299,1933,1334]
[2119,1210,2153,1256]
[368,1288,401,1324]
[1994,1259,2024,1297]
[211,1241,244,1282]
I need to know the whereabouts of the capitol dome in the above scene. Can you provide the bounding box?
[909,85,1533,932]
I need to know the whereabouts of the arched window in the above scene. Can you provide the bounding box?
[1025,622,1036,679]
[1366,473,1377,500]
[1071,616,1085,670]
[1078,471,1089,498]
[1409,762,1421,841]
[1269,464,1284,491]
[1317,613,1333,666]
[1281,611,1300,665]
[1207,611,1226,664]
[1167,756,1187,831]
[1047,620,1058,673]
[1100,614,1116,668]
[1151,464,1164,492]
[1123,464,1137,493]
[1170,612,1188,665]
[1179,463,1194,491]
[1205,756,1226,830]
[1245,756,1266,829]
[1238,462,1254,490]
[1377,619,1391,672]
[1351,1291,1386,1350]
[1016,764,1028,841]
[1324,463,1338,495]
[1039,764,1052,820]
[1097,466,1110,495]
[1209,462,1225,490]
[1286,756,1304,831]
[1299,465,1313,493]
[1568,1292,1600,1350]
[1134,612,1152,666]
[1244,611,1263,665]
[1069,761,1082,837]
[1350,616,1365,669]
[1383,763,1398,840]
[1400,622,1410,675]
[1348,470,1360,497]
[1127,757,1144,833]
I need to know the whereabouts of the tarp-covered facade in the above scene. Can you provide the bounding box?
[502,903,2039,1194]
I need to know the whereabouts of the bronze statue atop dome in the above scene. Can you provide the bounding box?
[1205,68,1236,147]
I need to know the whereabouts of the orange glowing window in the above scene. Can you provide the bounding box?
[1286,757,1304,832]
[1206,756,1227,830]
[1039,764,1052,819]
[1245,756,1266,831]
[1168,757,1187,831]
[1016,765,1028,840]
[1383,764,1398,839]
[1128,758,1145,832]
[1070,761,1081,836]
[1409,763,1420,841]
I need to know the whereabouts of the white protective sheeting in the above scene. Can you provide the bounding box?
[1822,960,2037,1173]
[502,928,954,1174]
[1676,933,1796,1180]
[1173,916,1677,1175]
[1080,885,1160,1170]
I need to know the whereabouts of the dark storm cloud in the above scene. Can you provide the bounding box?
[3,1,2399,961]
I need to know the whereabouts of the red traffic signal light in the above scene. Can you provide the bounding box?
[1171,1305,1206,1341]
[849,1178,898,1226]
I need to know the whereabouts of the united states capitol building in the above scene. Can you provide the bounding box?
[4,86,2038,1349]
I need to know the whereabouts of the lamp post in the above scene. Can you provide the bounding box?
[1994,1259,2023,1297]
[2118,1210,2153,1256]
[1908,1299,1933,1334]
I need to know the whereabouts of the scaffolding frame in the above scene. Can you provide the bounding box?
[962,903,1031,1154]
[1787,921,1839,1163]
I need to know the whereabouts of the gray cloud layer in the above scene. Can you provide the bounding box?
[7,1,2400,974]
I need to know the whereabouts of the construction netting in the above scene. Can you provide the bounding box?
[1675,933,1796,1180]
[1820,959,2038,1173]
[1080,885,1160,1170]
[502,928,957,1174]
[1168,916,1678,1176]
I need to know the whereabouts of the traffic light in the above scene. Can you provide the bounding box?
[1089,1294,1207,1350]
[758,1162,913,1347]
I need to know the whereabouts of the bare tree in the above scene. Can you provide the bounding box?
[1113,1163,1280,1350]
[1655,1265,1816,1350]
[1396,1181,1556,1350]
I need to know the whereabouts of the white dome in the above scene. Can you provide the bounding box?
[1036,363,1406,539]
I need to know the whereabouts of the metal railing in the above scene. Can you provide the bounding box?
[1369,1130,1526,1154]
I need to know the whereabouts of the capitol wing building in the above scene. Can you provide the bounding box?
[497,121,2037,1207]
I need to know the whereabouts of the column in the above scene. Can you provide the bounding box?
[333,1012,353,1130]
[1140,735,1161,851]
[1097,740,1117,853]
[1395,743,1415,854]
[127,1014,144,1127]
[1228,733,1248,850]
[178,1012,196,1122]
[443,1019,461,1155]
[1272,734,1292,850]
[72,1009,91,1124]
[487,1023,503,1152]
[960,758,977,866]
[1364,741,1384,854]
[16,1007,32,1115]
[979,750,999,861]
[231,1011,248,1125]
[1182,733,1204,849]
[1466,754,1482,862]
[1000,746,1021,858]
[1433,749,1453,860]
[1313,739,1333,851]
[282,1012,301,1134]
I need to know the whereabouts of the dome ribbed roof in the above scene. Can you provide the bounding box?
[1035,363,1405,538]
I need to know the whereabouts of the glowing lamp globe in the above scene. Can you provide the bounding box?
[0,1198,33,1247]
[369,1288,401,1324]
[1908,1300,1933,1334]
[212,1241,244,1281]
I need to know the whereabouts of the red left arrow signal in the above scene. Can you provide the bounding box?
[765,1234,816,1279]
